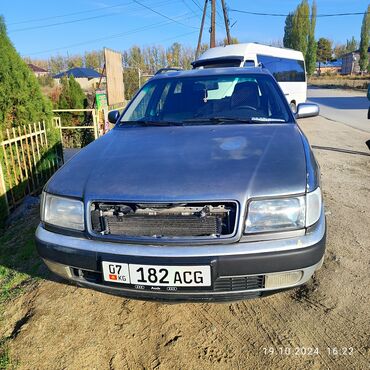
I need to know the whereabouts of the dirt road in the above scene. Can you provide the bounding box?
[1,115,370,370]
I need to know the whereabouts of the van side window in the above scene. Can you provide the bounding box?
[243,60,255,68]
[257,54,306,82]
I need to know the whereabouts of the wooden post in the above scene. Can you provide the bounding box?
[43,121,48,147]
[196,0,208,58]
[29,124,39,188]
[210,0,216,48]
[32,123,41,161]
[221,0,231,45]
[38,122,44,146]
[6,129,18,186]
[1,144,15,205]
[18,126,31,193]
[12,127,24,182]
[23,126,36,192]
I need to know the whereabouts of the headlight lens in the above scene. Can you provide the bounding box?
[244,187,322,234]
[41,192,84,231]
[245,197,305,233]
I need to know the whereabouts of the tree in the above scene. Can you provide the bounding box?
[270,39,284,48]
[333,44,347,59]
[333,37,359,59]
[283,0,316,73]
[346,37,359,53]
[306,0,317,76]
[167,42,181,66]
[359,5,370,73]
[49,55,67,74]
[283,13,294,48]
[290,0,310,55]
[67,55,84,69]
[84,50,104,70]
[57,76,86,111]
[57,76,89,147]
[0,16,52,132]
[316,37,332,74]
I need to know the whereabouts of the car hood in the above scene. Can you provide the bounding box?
[46,124,307,204]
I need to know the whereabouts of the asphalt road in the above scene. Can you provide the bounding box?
[307,87,370,133]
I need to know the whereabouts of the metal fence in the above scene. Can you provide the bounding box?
[0,121,60,215]
[0,104,127,219]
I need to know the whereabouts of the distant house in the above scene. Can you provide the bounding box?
[315,59,342,75]
[28,63,48,77]
[53,67,104,90]
[341,47,370,75]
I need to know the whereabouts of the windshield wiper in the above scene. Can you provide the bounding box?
[183,117,253,124]
[182,117,285,124]
[121,120,184,126]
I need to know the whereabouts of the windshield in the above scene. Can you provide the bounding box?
[120,74,293,125]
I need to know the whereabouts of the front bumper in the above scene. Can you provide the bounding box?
[35,214,326,302]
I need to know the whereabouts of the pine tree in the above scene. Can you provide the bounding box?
[306,1,317,76]
[57,75,88,147]
[359,5,370,73]
[0,16,52,134]
[316,38,332,74]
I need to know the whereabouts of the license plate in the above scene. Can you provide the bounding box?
[102,262,211,287]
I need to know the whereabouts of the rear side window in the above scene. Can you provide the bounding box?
[257,54,306,82]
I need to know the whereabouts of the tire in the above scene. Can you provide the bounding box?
[290,101,297,114]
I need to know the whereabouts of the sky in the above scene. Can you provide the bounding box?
[1,0,368,59]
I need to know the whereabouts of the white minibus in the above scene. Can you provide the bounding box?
[192,43,307,112]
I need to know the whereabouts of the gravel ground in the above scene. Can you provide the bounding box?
[1,115,370,370]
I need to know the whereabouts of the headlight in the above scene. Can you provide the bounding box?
[244,187,322,234]
[41,192,84,231]
[245,197,305,233]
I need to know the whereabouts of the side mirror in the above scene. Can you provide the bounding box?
[108,110,120,124]
[295,103,320,119]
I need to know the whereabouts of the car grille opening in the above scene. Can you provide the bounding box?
[213,275,265,291]
[90,202,237,239]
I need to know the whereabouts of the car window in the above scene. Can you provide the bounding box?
[120,74,293,125]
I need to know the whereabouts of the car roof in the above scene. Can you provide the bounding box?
[150,67,271,80]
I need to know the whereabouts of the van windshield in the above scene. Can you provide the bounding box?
[120,74,293,126]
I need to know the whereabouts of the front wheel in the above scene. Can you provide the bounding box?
[289,101,297,114]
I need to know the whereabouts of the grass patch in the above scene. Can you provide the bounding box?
[0,339,11,370]
[0,220,42,303]
[0,207,44,368]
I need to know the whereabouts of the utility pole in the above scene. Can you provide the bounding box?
[221,0,231,45]
[196,0,208,58]
[196,0,232,56]
[210,0,216,48]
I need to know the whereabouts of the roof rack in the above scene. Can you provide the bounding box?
[155,67,183,75]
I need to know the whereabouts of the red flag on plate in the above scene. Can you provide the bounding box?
[109,274,118,280]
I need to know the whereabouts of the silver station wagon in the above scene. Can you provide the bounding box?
[36,67,326,302]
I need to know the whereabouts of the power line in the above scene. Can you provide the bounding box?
[7,1,134,25]
[229,8,370,18]
[24,14,195,56]
[132,0,198,29]
[190,0,203,12]
[182,0,198,16]
[10,11,128,33]
[9,0,176,33]
[7,0,182,26]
